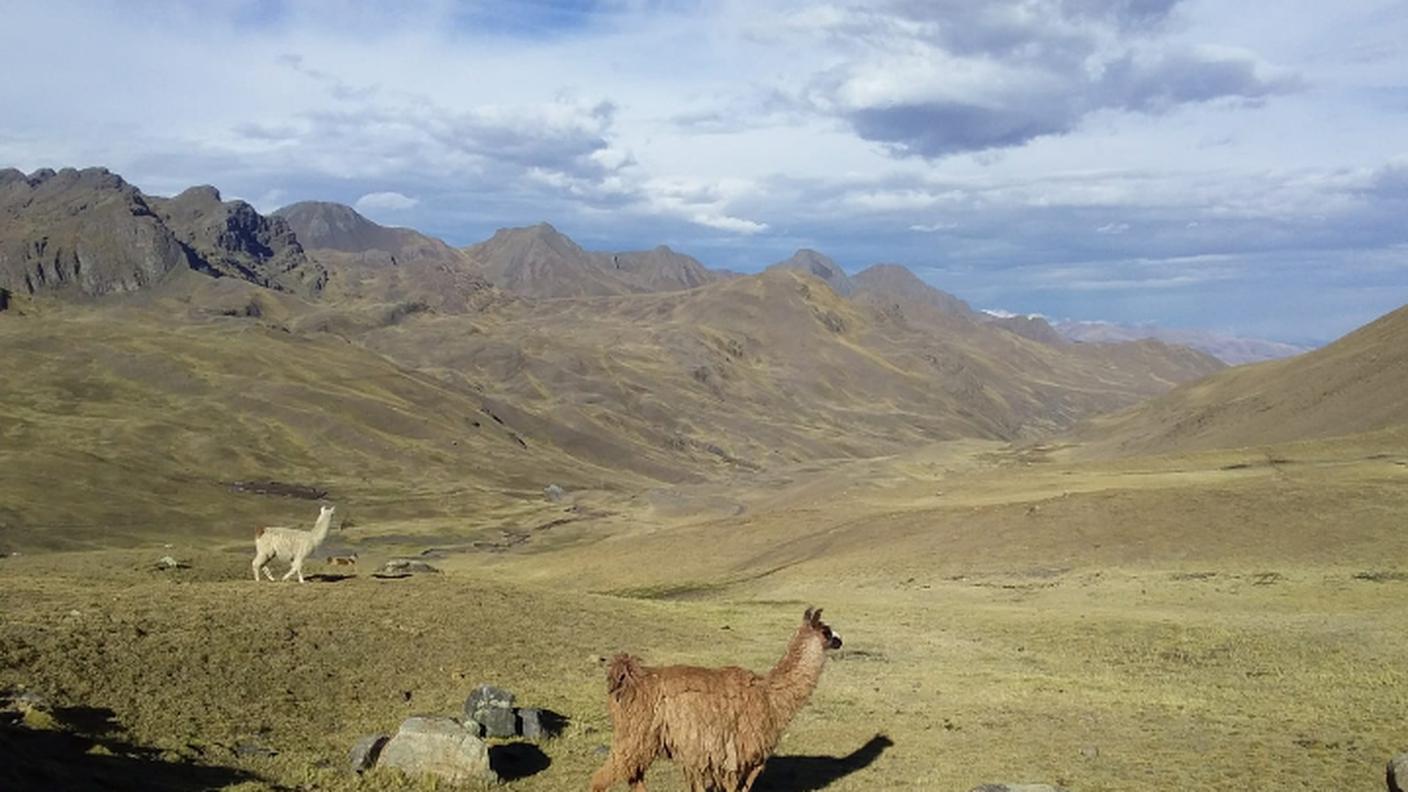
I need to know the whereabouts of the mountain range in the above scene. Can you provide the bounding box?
[3,166,1403,538]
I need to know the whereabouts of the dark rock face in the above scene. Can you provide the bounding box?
[150,186,325,295]
[0,167,193,297]
[0,167,325,300]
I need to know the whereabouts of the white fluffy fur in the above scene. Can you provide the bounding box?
[252,505,335,583]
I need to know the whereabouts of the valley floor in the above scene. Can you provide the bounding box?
[3,434,1408,791]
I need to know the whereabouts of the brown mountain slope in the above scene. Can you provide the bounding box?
[852,263,973,317]
[594,245,723,292]
[463,223,725,298]
[274,201,455,258]
[767,248,856,296]
[463,222,637,298]
[272,201,495,313]
[359,268,1223,476]
[1074,303,1408,455]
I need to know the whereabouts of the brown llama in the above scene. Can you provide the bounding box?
[589,607,843,792]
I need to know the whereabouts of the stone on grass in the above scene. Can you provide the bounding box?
[377,715,496,784]
[544,484,565,502]
[968,785,1069,792]
[348,734,388,773]
[1388,753,1408,792]
[373,559,442,578]
[464,684,517,738]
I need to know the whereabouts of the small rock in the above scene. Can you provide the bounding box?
[464,684,517,738]
[232,737,278,758]
[1389,753,1408,792]
[517,708,544,741]
[968,785,1069,792]
[544,484,565,502]
[592,744,611,758]
[156,556,188,570]
[378,715,496,784]
[373,559,441,578]
[1080,745,1100,760]
[348,734,388,773]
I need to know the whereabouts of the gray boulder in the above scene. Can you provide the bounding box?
[969,785,1069,792]
[544,484,565,502]
[464,684,517,738]
[1389,753,1408,792]
[348,734,388,773]
[517,708,544,741]
[377,716,496,784]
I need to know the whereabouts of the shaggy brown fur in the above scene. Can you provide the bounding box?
[590,607,843,792]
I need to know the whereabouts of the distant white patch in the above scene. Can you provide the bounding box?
[355,191,419,212]
[1096,222,1131,235]
[910,221,958,232]
[982,308,1046,320]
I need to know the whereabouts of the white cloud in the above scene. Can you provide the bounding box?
[354,191,419,211]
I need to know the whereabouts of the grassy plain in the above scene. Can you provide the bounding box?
[4,433,1407,791]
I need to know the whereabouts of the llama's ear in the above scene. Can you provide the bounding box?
[803,607,814,623]
[812,608,824,624]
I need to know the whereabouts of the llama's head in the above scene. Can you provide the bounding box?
[802,607,843,650]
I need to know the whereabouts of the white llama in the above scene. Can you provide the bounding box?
[252,504,336,583]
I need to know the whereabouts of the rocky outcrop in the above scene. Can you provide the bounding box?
[150,186,325,295]
[0,168,325,300]
[0,168,193,297]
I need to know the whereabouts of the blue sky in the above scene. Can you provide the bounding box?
[2,0,1406,343]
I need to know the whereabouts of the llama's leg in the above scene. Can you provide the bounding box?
[738,764,766,792]
[588,760,619,792]
[262,564,277,581]
[294,557,306,583]
[281,561,297,581]
[252,553,265,581]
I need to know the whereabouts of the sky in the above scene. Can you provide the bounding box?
[2,0,1406,343]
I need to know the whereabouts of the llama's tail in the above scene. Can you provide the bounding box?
[255,526,266,539]
[606,653,644,699]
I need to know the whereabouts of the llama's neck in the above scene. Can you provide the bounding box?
[309,510,333,546]
[764,627,827,728]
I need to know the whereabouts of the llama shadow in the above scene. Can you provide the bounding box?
[0,711,261,791]
[489,742,551,781]
[303,573,356,583]
[754,733,893,791]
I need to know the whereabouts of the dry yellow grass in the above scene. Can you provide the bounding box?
[4,434,1407,791]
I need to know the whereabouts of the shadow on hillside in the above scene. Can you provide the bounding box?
[754,733,893,791]
[0,707,262,791]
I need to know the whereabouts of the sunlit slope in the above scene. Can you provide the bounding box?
[1074,303,1408,456]
[0,294,615,551]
